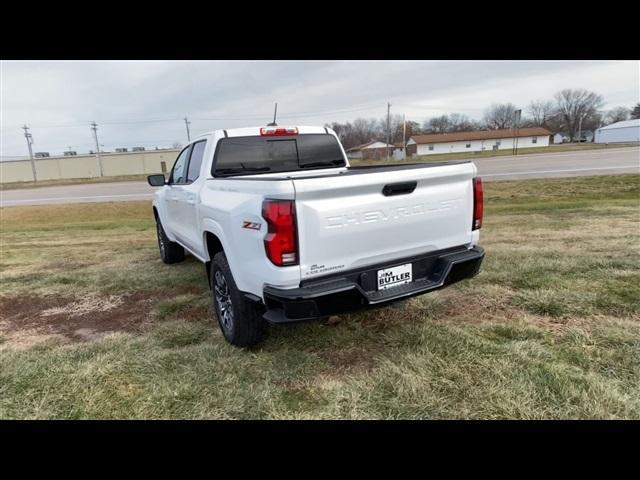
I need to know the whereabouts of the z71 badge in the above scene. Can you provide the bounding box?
[242,221,261,230]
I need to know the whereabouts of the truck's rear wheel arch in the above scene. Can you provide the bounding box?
[204,231,224,288]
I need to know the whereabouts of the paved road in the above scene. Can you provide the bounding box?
[475,146,639,181]
[2,147,638,207]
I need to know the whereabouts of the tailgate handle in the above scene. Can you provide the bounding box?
[382,181,417,196]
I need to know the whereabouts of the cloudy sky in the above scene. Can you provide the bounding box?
[1,60,638,158]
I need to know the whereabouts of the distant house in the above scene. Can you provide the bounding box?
[406,127,552,156]
[554,130,594,143]
[345,141,395,160]
[553,133,570,144]
[578,130,594,142]
[392,142,406,161]
[595,119,640,143]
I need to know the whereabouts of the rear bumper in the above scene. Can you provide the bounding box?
[262,245,485,323]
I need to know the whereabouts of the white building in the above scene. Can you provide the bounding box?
[406,127,552,156]
[595,119,640,144]
[554,133,569,144]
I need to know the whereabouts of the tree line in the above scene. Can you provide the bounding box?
[325,89,640,149]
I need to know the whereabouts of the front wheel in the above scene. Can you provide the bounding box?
[211,252,267,347]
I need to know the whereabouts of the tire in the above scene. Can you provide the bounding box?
[156,217,185,264]
[211,252,267,347]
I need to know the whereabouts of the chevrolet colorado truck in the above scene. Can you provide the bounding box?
[148,125,485,347]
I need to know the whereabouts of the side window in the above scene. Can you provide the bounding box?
[187,140,207,183]
[170,146,191,184]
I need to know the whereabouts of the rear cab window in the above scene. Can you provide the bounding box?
[212,133,346,177]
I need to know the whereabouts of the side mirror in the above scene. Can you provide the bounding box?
[147,174,166,187]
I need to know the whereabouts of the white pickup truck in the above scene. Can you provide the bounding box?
[148,125,484,347]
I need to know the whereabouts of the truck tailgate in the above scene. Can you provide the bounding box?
[292,162,477,280]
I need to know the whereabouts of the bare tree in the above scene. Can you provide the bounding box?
[353,118,381,145]
[172,142,182,149]
[326,117,385,149]
[527,100,557,128]
[404,121,422,140]
[448,113,475,131]
[605,107,630,125]
[554,89,604,142]
[632,103,640,120]
[483,103,518,130]
[423,113,475,133]
[423,115,450,133]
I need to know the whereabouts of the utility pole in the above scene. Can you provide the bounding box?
[386,102,391,160]
[184,116,191,142]
[402,114,406,160]
[22,125,37,182]
[577,113,584,143]
[90,121,104,177]
[513,109,522,155]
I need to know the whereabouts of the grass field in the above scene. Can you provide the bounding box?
[0,173,150,191]
[350,142,640,166]
[1,174,639,419]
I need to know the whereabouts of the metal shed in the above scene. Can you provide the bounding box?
[595,119,640,143]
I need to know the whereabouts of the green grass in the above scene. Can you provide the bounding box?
[349,142,639,166]
[0,174,639,419]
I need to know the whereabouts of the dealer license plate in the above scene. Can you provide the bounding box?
[377,263,413,291]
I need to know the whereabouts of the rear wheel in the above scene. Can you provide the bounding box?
[211,252,267,347]
[156,217,184,264]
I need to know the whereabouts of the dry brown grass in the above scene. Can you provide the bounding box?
[0,174,638,419]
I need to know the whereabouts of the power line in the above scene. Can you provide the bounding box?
[395,102,487,112]
[191,103,385,121]
[1,104,386,131]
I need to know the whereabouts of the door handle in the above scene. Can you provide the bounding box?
[186,195,196,205]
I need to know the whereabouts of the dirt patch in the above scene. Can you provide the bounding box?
[0,293,154,346]
[350,301,429,333]
[319,341,385,374]
[181,305,213,323]
[0,288,206,349]
[40,295,125,318]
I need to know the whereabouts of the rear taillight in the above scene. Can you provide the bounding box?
[260,127,298,136]
[262,199,298,266]
[473,177,483,230]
